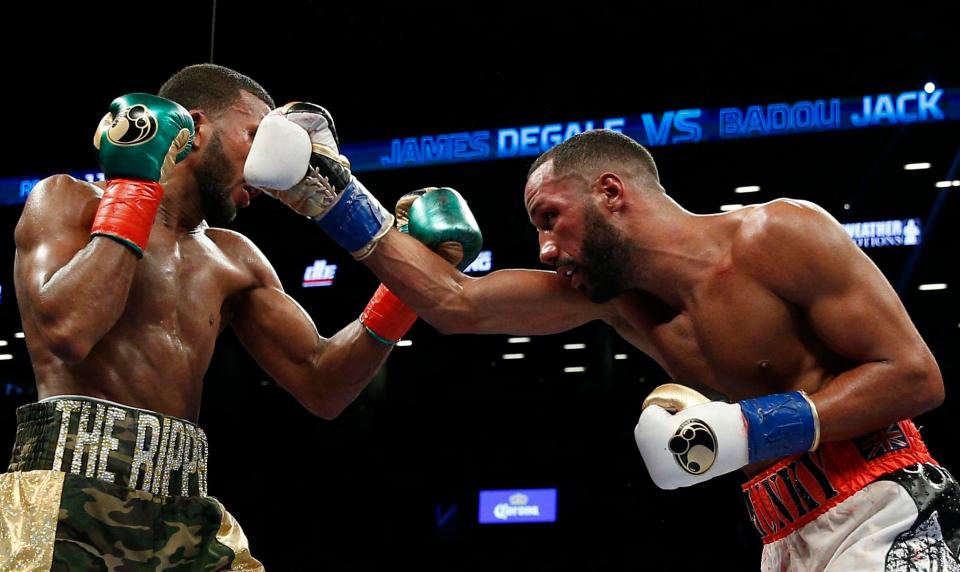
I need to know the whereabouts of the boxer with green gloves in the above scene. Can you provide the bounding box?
[8,64,484,571]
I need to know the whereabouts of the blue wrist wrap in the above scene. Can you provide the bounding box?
[739,391,817,464]
[314,178,390,254]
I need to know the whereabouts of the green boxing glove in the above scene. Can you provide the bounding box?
[94,93,194,182]
[91,93,194,256]
[396,187,483,270]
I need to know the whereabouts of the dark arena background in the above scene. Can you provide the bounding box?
[1,4,958,570]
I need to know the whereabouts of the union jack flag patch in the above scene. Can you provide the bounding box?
[854,423,909,461]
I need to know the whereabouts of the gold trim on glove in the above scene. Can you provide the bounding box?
[642,383,711,413]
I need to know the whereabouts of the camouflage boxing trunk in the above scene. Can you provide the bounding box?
[0,396,263,571]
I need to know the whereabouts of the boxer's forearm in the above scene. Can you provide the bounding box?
[807,356,943,444]
[30,237,139,362]
[363,230,469,329]
[366,230,605,335]
[232,283,391,420]
[304,321,392,419]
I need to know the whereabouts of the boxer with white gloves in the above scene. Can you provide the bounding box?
[245,101,392,259]
[262,124,953,571]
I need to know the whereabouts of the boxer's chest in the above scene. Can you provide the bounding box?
[122,231,251,348]
[617,271,838,399]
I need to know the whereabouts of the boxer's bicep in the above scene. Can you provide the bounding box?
[232,287,364,419]
[13,177,138,359]
[227,250,330,383]
[779,228,940,408]
[798,255,922,366]
[754,201,928,367]
[229,258,389,418]
[15,176,99,300]
[745,201,942,438]
[232,283,325,373]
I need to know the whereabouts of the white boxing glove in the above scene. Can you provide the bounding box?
[243,101,392,260]
[243,113,312,191]
[634,383,819,490]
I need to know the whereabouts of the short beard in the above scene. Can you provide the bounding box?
[194,132,237,226]
[579,203,633,303]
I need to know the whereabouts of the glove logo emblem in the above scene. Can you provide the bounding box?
[107,104,158,146]
[668,419,717,475]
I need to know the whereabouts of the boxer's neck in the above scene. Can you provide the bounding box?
[155,174,205,233]
[624,195,736,309]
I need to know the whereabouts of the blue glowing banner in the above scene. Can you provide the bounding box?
[478,488,557,524]
[344,88,959,172]
[0,171,103,206]
[463,250,493,274]
[2,88,956,205]
[844,218,922,248]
